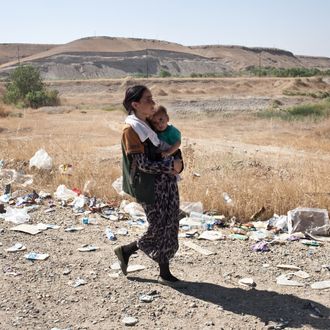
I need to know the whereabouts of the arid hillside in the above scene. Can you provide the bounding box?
[1,36,330,80]
[0,43,57,65]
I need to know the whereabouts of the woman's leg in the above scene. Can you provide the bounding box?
[137,175,180,282]
[114,241,139,275]
[159,262,179,282]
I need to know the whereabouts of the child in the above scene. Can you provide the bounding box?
[150,105,181,159]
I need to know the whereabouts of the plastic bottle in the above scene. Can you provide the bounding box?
[190,211,215,230]
[81,216,97,225]
[190,211,215,223]
[105,227,117,241]
[223,192,233,204]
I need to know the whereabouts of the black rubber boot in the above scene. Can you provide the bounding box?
[159,262,179,282]
[122,241,139,265]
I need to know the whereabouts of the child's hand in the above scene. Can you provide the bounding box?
[161,151,170,158]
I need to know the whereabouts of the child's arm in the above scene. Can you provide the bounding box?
[161,140,181,158]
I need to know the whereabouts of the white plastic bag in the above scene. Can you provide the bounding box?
[180,201,203,214]
[121,201,146,220]
[29,149,53,170]
[4,207,30,224]
[112,176,127,197]
[54,184,77,201]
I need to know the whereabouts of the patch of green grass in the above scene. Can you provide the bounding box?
[257,100,330,121]
[283,90,330,99]
[245,66,330,77]
[101,105,120,112]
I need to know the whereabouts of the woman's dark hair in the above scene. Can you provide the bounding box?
[123,85,148,114]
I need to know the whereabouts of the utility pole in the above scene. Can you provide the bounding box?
[258,52,261,77]
[17,45,20,65]
[146,48,149,78]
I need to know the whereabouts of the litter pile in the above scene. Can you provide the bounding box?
[0,151,329,329]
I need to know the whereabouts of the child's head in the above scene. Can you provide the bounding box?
[150,105,169,132]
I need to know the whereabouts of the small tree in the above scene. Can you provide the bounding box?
[159,69,171,78]
[3,64,59,108]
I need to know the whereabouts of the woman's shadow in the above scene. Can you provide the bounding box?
[128,276,330,329]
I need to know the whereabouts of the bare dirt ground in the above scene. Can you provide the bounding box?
[0,77,329,329]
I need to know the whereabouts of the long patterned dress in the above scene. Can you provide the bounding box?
[122,126,180,264]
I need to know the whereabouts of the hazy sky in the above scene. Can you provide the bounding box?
[1,0,329,57]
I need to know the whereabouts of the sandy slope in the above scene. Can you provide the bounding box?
[1,37,330,78]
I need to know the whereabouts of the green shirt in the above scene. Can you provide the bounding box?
[158,125,181,145]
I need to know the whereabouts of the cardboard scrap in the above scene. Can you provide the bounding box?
[276,273,304,287]
[198,230,225,241]
[10,224,42,235]
[111,262,146,273]
[183,241,215,255]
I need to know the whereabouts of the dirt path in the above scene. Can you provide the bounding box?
[0,206,329,330]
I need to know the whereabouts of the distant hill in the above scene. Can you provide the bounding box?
[0,43,58,65]
[0,36,329,80]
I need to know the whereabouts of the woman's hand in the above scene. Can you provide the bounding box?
[173,159,183,174]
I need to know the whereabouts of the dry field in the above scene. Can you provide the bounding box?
[1,77,330,220]
[0,77,330,330]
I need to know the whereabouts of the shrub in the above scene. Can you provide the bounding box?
[257,101,330,121]
[245,66,323,77]
[159,69,171,78]
[3,84,20,104]
[3,64,59,108]
[25,89,60,108]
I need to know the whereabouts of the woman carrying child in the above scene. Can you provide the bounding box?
[114,85,184,285]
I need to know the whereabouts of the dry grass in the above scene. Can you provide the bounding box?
[0,102,11,118]
[179,144,330,220]
[1,77,330,221]
[0,109,123,204]
[2,108,329,222]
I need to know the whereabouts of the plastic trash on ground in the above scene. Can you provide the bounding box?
[122,316,138,326]
[198,230,225,241]
[72,277,87,288]
[310,280,330,290]
[238,277,256,288]
[112,176,127,197]
[252,241,270,252]
[72,195,86,212]
[0,169,33,187]
[24,252,49,260]
[77,244,100,252]
[111,262,145,273]
[121,201,146,220]
[54,184,78,202]
[267,214,288,232]
[179,217,205,229]
[0,194,10,203]
[6,243,27,252]
[4,207,30,224]
[287,207,329,234]
[29,149,52,170]
[180,201,203,214]
[190,211,215,224]
[249,229,275,241]
[223,192,233,205]
[307,224,330,241]
[276,273,304,287]
[58,164,73,175]
[105,227,117,240]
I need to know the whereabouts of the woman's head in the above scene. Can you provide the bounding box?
[123,85,155,118]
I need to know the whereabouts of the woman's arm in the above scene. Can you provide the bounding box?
[132,153,174,174]
[161,140,181,158]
